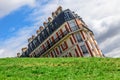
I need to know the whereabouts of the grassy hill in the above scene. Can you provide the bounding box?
[0,58,120,80]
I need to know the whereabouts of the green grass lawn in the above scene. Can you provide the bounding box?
[0,58,120,80]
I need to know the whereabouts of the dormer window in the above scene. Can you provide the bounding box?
[43,22,48,27]
[33,40,37,47]
[42,31,44,36]
[46,27,50,34]
[39,26,44,31]
[38,36,41,43]
[36,30,40,35]
[48,17,52,22]
[28,38,32,43]
[30,43,33,50]
[64,11,71,21]
[52,12,57,19]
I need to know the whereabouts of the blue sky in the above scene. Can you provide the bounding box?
[0,0,120,58]
[0,6,33,40]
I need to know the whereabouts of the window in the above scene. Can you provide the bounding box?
[61,41,68,51]
[35,49,38,55]
[65,25,69,32]
[58,46,62,54]
[38,36,41,43]
[69,52,72,57]
[55,48,60,55]
[81,45,88,55]
[58,30,61,36]
[38,47,41,53]
[53,50,57,57]
[47,54,50,57]
[44,42,48,48]
[48,39,53,46]
[55,22,57,26]
[68,20,78,31]
[46,27,50,34]
[33,40,37,47]
[42,31,45,38]
[48,39,51,43]
[40,46,43,53]
[60,29,63,34]
[69,20,76,27]
[64,12,70,21]
[30,43,33,50]
[50,52,54,57]
[58,30,62,38]
[62,42,67,49]
[39,34,43,42]
[75,33,83,42]
[53,34,57,40]
[50,23,55,31]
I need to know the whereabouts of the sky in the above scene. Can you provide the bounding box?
[0,0,120,58]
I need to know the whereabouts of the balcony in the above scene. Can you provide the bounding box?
[35,30,69,57]
[71,26,79,31]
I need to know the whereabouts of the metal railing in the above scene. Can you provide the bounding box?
[35,30,69,57]
[34,26,81,57]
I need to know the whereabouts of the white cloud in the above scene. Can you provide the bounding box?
[0,49,5,57]
[0,26,38,58]
[105,48,120,58]
[0,0,35,18]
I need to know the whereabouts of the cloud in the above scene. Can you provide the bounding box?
[0,26,38,58]
[0,0,120,58]
[105,48,120,58]
[0,0,35,18]
[0,49,5,56]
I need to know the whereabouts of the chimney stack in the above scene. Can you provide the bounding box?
[55,6,62,15]
[21,47,27,53]
[28,37,32,43]
[43,22,47,27]
[17,53,21,57]
[52,12,57,19]
[36,29,40,35]
[32,35,35,39]
[39,26,44,31]
[48,17,52,22]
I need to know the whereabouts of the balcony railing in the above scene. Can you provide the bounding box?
[34,26,82,57]
[71,26,79,31]
[35,30,69,57]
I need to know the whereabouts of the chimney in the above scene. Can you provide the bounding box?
[48,17,52,22]
[21,47,27,53]
[36,29,40,35]
[43,22,47,27]
[52,12,57,19]
[39,26,44,31]
[17,53,21,57]
[56,6,62,15]
[32,35,35,39]
[28,37,32,43]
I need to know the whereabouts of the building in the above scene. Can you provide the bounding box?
[20,6,103,58]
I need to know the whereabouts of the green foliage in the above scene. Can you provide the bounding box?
[0,58,120,80]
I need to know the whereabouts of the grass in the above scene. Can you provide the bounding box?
[0,57,120,80]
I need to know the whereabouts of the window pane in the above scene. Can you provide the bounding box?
[75,33,83,42]
[30,43,33,50]
[68,20,78,31]
[81,45,88,54]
